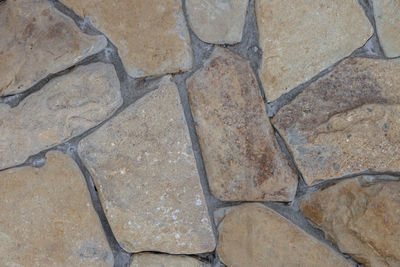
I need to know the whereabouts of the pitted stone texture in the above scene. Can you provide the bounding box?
[256,0,373,101]
[131,253,206,267]
[273,58,400,185]
[61,0,192,78]
[78,76,215,253]
[301,177,400,267]
[0,0,106,96]
[187,47,297,201]
[186,0,248,44]
[372,0,400,57]
[0,151,113,266]
[216,204,351,267]
[0,63,122,170]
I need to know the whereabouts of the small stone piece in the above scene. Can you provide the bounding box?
[273,58,400,185]
[61,0,192,78]
[131,253,205,267]
[372,0,400,57]
[0,0,106,96]
[0,151,113,266]
[186,47,297,201]
[217,203,351,267]
[256,0,373,101]
[0,63,122,170]
[301,177,400,267]
[186,0,248,44]
[78,76,215,253]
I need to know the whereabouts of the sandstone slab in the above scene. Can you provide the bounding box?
[78,76,215,253]
[61,0,192,78]
[216,203,351,267]
[301,177,400,267]
[131,253,205,267]
[0,0,106,96]
[273,58,400,185]
[186,47,297,201]
[186,0,248,44]
[256,0,373,101]
[0,62,122,170]
[0,151,113,266]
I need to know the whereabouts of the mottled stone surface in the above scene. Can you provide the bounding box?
[61,0,192,78]
[0,151,113,266]
[217,204,351,267]
[186,0,248,44]
[273,58,400,185]
[78,76,215,253]
[0,63,122,170]
[256,0,373,101]
[131,253,205,267]
[373,0,400,57]
[187,47,297,201]
[0,0,106,96]
[301,177,400,267]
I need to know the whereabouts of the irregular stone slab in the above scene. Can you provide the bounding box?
[61,0,192,78]
[216,203,351,267]
[256,0,373,101]
[131,253,205,267]
[0,0,106,96]
[0,63,121,170]
[301,177,400,267]
[186,47,297,201]
[186,0,248,44]
[372,0,400,57]
[78,76,215,253]
[273,58,400,185]
[0,151,113,266]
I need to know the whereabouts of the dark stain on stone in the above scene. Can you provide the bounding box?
[47,22,66,39]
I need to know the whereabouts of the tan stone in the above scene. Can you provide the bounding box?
[0,62,122,170]
[131,253,206,267]
[301,177,400,267]
[372,0,400,57]
[61,0,192,78]
[273,58,400,185]
[0,151,113,266]
[0,0,106,96]
[216,203,351,267]
[186,0,248,44]
[78,76,215,253]
[256,0,373,101]
[186,47,297,201]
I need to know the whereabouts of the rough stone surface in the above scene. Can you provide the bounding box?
[78,76,215,253]
[0,62,122,170]
[273,58,400,185]
[372,0,400,57]
[0,151,113,266]
[186,0,248,44]
[61,0,192,78]
[216,203,351,267]
[256,0,373,101]
[0,0,106,96]
[131,253,205,267]
[186,47,297,201]
[301,177,400,267]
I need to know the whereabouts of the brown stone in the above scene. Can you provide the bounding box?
[0,0,106,96]
[300,177,400,267]
[273,58,400,185]
[78,76,215,253]
[0,62,122,170]
[131,253,206,267]
[0,151,113,266]
[186,47,297,201]
[61,0,192,78]
[256,0,373,101]
[216,203,352,267]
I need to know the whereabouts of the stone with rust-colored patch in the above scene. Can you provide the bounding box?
[0,151,113,266]
[273,58,400,185]
[0,0,106,96]
[186,47,297,201]
[0,62,122,170]
[301,177,400,267]
[256,0,372,101]
[131,253,206,267]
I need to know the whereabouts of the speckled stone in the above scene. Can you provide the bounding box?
[131,253,206,267]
